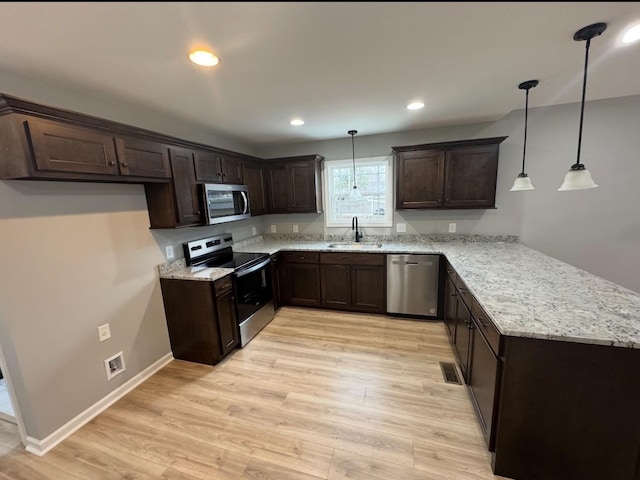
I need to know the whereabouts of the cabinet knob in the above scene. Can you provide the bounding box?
[109,160,116,166]
[122,162,129,167]
[451,293,457,297]
[196,210,201,215]
[446,198,450,202]
[477,317,488,327]
[438,198,442,202]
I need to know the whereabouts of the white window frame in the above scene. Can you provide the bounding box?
[323,155,393,228]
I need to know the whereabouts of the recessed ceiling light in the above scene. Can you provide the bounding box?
[290,119,305,126]
[188,50,219,67]
[622,25,640,44]
[407,102,425,110]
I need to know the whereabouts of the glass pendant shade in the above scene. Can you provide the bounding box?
[558,165,598,191]
[510,173,535,191]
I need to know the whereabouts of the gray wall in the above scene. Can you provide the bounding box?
[0,70,260,439]
[515,95,640,293]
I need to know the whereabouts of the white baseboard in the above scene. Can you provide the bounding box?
[24,352,174,456]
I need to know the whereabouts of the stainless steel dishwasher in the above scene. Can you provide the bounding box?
[387,254,440,317]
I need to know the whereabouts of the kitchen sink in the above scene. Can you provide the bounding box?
[327,242,383,249]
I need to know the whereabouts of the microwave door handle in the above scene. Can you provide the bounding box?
[240,191,249,214]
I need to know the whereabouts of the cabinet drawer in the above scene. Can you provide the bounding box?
[319,252,385,266]
[281,251,319,264]
[472,298,501,355]
[214,275,233,296]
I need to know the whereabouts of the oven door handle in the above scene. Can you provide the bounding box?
[234,257,270,278]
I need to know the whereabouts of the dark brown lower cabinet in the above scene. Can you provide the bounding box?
[159,276,238,366]
[351,265,385,312]
[270,253,281,310]
[452,295,472,382]
[320,264,351,308]
[282,262,321,307]
[319,253,386,313]
[443,274,457,341]
[214,276,239,356]
[444,262,640,480]
[493,337,640,480]
[468,316,500,451]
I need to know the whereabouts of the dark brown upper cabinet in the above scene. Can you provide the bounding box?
[115,137,171,179]
[144,146,203,229]
[242,159,267,216]
[265,155,324,214]
[194,150,243,184]
[393,137,507,210]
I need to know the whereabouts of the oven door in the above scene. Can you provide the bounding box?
[234,258,273,321]
[204,184,251,224]
[234,258,275,347]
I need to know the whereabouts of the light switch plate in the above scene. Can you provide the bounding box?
[270,224,277,233]
[165,245,174,259]
[98,323,111,342]
[252,226,257,236]
[449,223,457,233]
[293,224,299,233]
[396,223,406,233]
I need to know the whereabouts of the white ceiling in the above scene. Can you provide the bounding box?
[1,2,639,146]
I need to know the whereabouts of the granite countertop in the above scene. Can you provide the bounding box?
[231,235,640,349]
[158,258,234,283]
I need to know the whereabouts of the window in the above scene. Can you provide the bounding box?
[324,156,393,227]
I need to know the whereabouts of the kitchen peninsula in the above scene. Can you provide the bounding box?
[222,234,640,480]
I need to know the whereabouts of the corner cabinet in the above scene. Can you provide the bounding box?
[393,137,507,210]
[265,155,324,213]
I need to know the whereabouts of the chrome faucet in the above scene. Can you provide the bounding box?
[352,216,363,243]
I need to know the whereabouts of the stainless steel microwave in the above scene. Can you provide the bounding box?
[203,183,251,225]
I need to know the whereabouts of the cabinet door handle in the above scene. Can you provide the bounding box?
[459,288,467,294]
[477,316,488,327]
[451,293,457,297]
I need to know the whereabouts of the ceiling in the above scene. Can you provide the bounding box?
[1,2,640,146]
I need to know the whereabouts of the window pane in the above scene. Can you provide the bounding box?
[325,157,392,227]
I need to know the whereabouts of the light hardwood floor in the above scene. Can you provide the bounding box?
[0,307,509,479]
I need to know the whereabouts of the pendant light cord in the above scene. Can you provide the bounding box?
[576,38,591,167]
[521,88,530,174]
[350,131,357,189]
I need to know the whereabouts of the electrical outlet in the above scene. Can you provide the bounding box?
[396,223,406,233]
[449,223,457,233]
[293,224,299,233]
[252,226,257,236]
[270,224,277,233]
[98,323,111,342]
[104,351,126,381]
[165,245,174,260]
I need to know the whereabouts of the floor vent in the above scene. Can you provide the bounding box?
[439,362,462,385]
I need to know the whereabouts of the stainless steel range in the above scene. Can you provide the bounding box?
[184,233,275,347]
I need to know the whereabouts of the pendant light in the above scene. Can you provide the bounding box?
[348,130,361,198]
[558,22,606,191]
[510,79,539,191]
